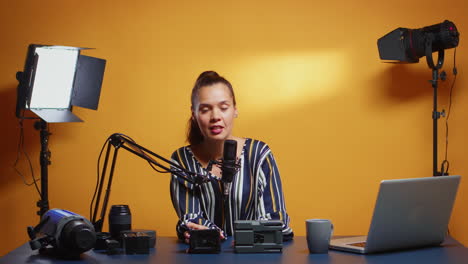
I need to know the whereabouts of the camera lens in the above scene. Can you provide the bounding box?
[109,205,131,239]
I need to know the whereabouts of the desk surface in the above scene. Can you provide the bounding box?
[1,236,467,264]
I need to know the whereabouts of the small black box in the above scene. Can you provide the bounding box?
[121,229,156,248]
[122,232,150,254]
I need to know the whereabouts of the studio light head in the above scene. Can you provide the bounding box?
[16,44,106,123]
[377,20,459,64]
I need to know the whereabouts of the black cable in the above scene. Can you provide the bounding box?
[441,48,457,175]
[117,133,171,174]
[89,137,110,219]
[148,162,172,174]
[13,118,41,196]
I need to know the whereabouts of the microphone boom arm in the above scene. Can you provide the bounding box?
[90,133,208,232]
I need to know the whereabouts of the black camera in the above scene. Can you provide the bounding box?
[188,229,221,254]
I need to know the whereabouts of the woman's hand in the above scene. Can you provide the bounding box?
[183,222,225,244]
[184,222,208,244]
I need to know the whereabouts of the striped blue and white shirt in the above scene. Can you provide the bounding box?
[170,138,293,240]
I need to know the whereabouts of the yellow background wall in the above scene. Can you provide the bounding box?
[1,0,467,255]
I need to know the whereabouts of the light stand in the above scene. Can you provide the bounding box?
[90,133,209,233]
[35,120,51,216]
[425,38,447,176]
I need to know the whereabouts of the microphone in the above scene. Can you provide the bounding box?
[222,140,238,196]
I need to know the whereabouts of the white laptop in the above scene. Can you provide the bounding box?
[329,175,461,254]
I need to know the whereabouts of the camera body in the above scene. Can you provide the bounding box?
[188,229,221,253]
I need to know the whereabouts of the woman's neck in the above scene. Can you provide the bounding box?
[200,139,224,161]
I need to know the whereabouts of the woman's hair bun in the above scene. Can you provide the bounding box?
[196,71,219,82]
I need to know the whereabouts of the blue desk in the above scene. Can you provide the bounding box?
[1,236,467,264]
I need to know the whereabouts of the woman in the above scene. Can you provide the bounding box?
[170,71,293,243]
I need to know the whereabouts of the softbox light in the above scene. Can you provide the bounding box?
[16,44,106,123]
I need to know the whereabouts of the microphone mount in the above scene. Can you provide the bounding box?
[209,159,241,173]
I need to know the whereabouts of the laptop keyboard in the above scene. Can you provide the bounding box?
[348,242,367,248]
